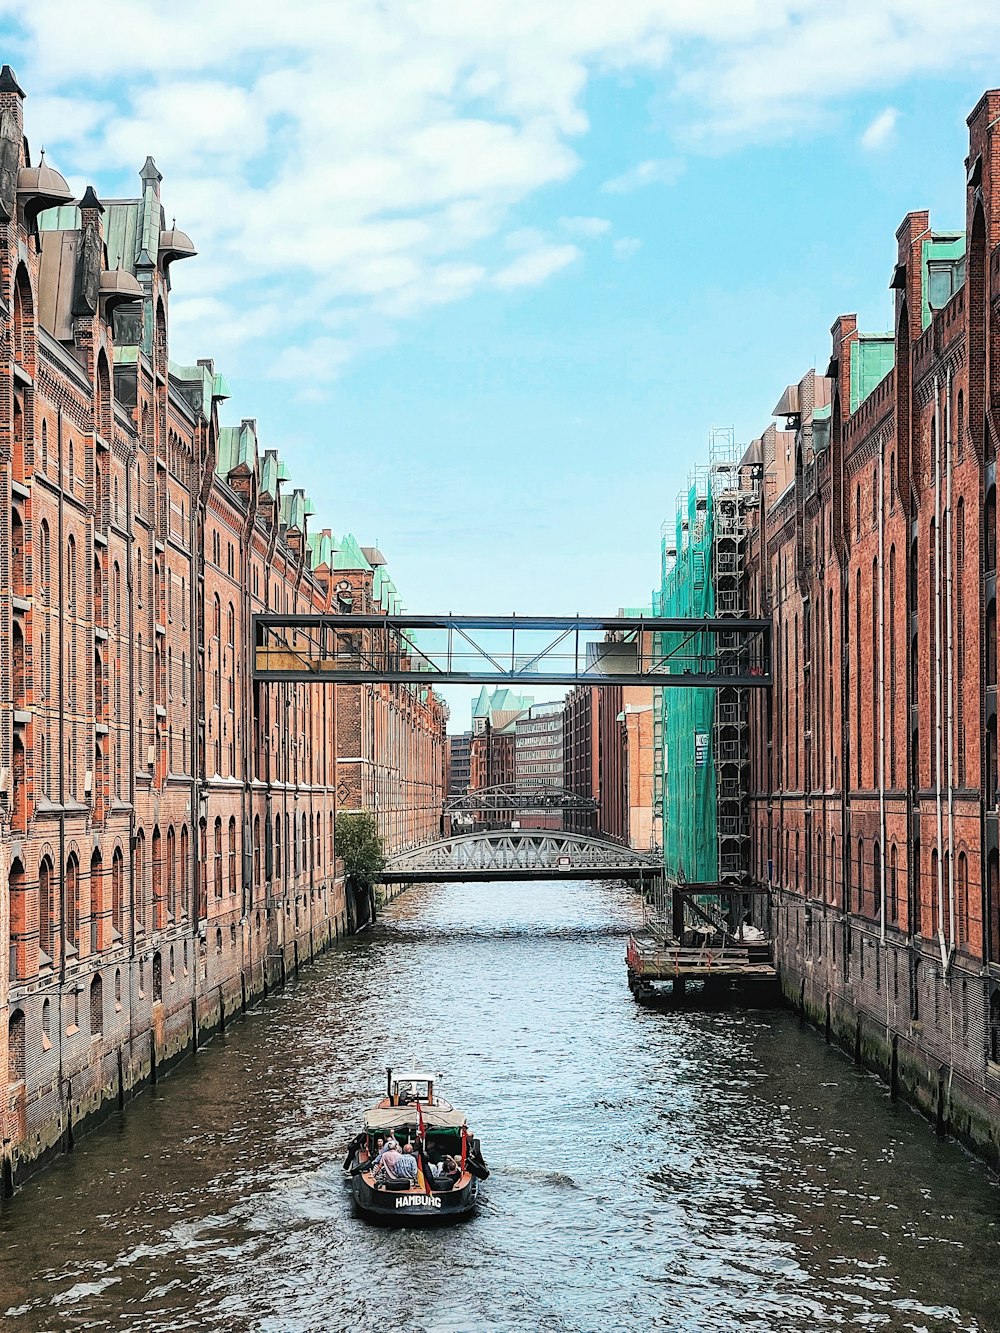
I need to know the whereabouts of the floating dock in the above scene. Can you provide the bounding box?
[626,933,777,1005]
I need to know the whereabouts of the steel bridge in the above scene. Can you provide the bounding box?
[252,613,771,688]
[445,784,598,814]
[379,831,663,882]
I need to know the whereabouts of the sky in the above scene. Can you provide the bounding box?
[4,1,1000,728]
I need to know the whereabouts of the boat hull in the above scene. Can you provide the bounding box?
[351,1173,479,1225]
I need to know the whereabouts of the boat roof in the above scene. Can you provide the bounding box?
[364,1104,466,1132]
[391,1068,438,1083]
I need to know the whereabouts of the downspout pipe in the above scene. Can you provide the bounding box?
[945,367,956,964]
[879,449,887,945]
[934,375,948,972]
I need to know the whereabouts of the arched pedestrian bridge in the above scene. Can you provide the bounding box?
[379,831,663,882]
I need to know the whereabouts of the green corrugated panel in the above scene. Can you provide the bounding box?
[921,233,966,330]
[310,531,334,568]
[259,452,279,499]
[212,372,231,400]
[849,334,894,412]
[38,205,81,232]
[113,346,139,364]
[105,202,140,273]
[216,425,239,477]
[657,482,717,884]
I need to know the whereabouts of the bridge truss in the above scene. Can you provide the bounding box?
[252,613,771,688]
[380,831,663,882]
[445,784,598,814]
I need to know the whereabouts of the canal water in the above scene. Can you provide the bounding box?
[0,880,998,1333]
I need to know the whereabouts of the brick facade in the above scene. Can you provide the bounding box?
[0,72,442,1190]
[746,89,1000,1165]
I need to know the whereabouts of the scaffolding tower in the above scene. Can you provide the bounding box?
[647,429,762,941]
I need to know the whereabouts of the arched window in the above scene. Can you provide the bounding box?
[214,817,223,898]
[958,852,969,946]
[167,826,176,919]
[152,826,163,929]
[856,484,861,540]
[8,860,26,980]
[180,825,190,918]
[90,974,103,1035]
[66,534,77,612]
[11,508,24,598]
[274,815,282,879]
[873,842,881,922]
[66,853,80,949]
[39,519,51,605]
[8,1010,25,1084]
[89,849,103,954]
[213,594,221,641]
[228,817,237,896]
[39,857,53,961]
[40,418,47,472]
[135,829,146,930]
[889,843,898,924]
[253,815,261,891]
[957,388,965,459]
[68,438,75,490]
[112,847,124,939]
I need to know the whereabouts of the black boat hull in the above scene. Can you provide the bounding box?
[351,1173,479,1225]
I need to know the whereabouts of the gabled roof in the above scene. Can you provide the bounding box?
[309,531,336,569]
[849,334,894,413]
[216,419,258,478]
[333,532,372,571]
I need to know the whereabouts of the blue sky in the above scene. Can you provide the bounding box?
[4,2,1000,727]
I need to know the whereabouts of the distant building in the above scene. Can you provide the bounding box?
[597,684,656,849]
[515,701,565,830]
[448,732,472,797]
[563,685,600,835]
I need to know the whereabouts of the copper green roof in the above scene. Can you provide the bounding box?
[333,533,372,571]
[216,420,258,477]
[472,687,491,718]
[309,531,335,568]
[280,488,309,532]
[259,450,281,500]
[38,205,81,231]
[921,232,966,330]
[105,201,143,273]
[849,334,894,413]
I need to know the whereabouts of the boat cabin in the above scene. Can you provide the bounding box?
[386,1066,438,1107]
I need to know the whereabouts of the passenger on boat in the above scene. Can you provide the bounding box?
[374,1141,418,1185]
[428,1154,461,1188]
[370,1134,399,1168]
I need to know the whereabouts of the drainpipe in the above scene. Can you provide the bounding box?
[56,411,66,987]
[945,367,956,962]
[878,448,887,945]
[56,411,67,1118]
[933,374,947,972]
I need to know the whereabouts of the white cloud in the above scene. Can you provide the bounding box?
[10,0,1000,382]
[861,106,899,150]
[613,236,642,260]
[559,215,612,237]
[602,158,685,193]
[493,244,581,290]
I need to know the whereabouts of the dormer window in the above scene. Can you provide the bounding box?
[927,258,966,311]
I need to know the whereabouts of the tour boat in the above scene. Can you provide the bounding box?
[343,1065,488,1225]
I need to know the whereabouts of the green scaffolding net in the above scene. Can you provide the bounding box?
[656,483,718,884]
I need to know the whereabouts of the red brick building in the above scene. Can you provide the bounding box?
[745,89,1000,1163]
[0,71,444,1190]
